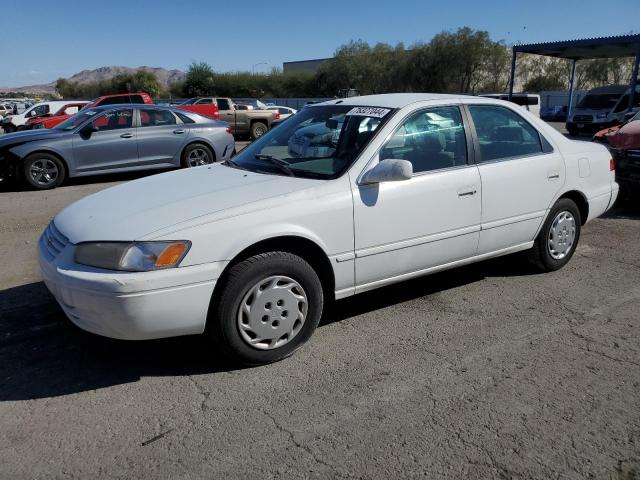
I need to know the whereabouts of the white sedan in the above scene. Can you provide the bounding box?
[39,93,618,365]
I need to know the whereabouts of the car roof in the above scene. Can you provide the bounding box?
[585,85,628,94]
[316,93,469,109]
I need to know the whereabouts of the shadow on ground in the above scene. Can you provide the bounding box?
[0,255,534,401]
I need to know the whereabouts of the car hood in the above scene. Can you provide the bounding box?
[0,129,68,148]
[54,163,320,244]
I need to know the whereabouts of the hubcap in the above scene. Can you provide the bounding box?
[237,275,308,350]
[29,159,59,186]
[187,148,211,167]
[548,210,576,260]
[254,126,266,137]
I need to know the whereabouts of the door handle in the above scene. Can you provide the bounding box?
[120,133,133,138]
[173,129,185,134]
[547,171,560,180]
[457,186,477,197]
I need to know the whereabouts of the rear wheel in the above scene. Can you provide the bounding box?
[250,122,268,140]
[527,198,581,272]
[182,143,215,168]
[22,153,66,190]
[209,251,324,365]
[3,124,16,133]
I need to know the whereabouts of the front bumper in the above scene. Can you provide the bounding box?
[38,226,225,340]
[566,121,613,134]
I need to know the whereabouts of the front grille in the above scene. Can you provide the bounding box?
[573,115,593,123]
[42,221,69,258]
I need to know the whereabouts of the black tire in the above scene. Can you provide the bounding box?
[209,251,324,365]
[22,153,66,190]
[3,124,16,133]
[181,143,215,168]
[250,122,268,140]
[527,198,581,272]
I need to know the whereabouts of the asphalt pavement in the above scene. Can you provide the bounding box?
[0,129,639,479]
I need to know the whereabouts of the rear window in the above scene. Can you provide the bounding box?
[577,94,621,109]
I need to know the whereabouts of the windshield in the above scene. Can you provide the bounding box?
[54,109,100,130]
[577,93,621,110]
[227,104,394,179]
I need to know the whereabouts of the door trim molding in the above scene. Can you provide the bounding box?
[355,224,481,259]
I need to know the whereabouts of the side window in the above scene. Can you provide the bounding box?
[468,105,543,162]
[129,95,144,104]
[64,106,80,115]
[196,98,214,105]
[217,99,231,110]
[139,109,177,127]
[100,96,127,106]
[92,108,133,131]
[380,106,467,174]
[279,108,290,114]
[175,111,195,124]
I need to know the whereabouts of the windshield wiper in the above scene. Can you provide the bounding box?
[224,157,248,170]
[255,154,294,177]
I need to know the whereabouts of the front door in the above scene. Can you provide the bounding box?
[72,108,138,173]
[352,105,482,290]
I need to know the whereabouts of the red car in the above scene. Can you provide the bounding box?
[27,102,89,129]
[85,93,220,120]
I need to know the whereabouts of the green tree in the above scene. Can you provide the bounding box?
[183,62,216,97]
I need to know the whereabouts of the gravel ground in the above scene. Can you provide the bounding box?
[1,139,640,479]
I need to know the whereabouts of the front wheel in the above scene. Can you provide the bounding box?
[209,251,324,365]
[22,153,66,190]
[527,198,581,272]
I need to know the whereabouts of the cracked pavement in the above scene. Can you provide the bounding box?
[0,170,639,479]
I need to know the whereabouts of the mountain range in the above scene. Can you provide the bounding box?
[0,66,186,94]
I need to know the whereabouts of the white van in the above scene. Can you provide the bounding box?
[566,84,640,135]
[479,93,541,117]
[1,101,70,132]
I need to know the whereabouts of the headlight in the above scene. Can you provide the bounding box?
[75,241,191,271]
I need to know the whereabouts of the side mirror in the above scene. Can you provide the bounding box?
[80,123,99,135]
[360,158,413,185]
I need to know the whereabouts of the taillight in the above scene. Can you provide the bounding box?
[226,127,231,134]
[275,111,280,120]
[610,158,615,171]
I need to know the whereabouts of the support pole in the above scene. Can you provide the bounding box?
[628,46,640,112]
[567,59,577,121]
[508,49,516,100]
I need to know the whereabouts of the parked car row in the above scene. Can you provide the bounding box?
[0,104,235,189]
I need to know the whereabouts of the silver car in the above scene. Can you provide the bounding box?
[0,104,235,189]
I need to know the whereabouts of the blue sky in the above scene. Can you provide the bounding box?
[3,0,639,86]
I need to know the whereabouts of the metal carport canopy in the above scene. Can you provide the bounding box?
[508,34,640,115]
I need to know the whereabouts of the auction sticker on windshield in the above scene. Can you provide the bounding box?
[346,107,391,118]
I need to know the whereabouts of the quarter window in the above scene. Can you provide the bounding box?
[468,105,543,162]
[380,106,467,173]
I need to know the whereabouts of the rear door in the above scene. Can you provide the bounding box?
[72,108,138,173]
[465,103,564,254]
[136,108,189,166]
